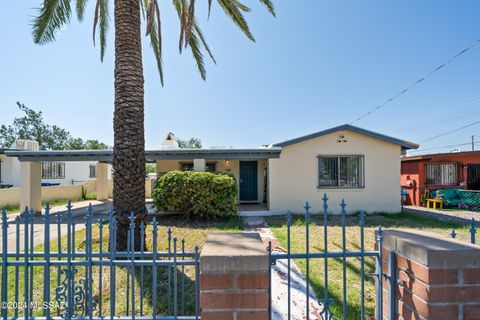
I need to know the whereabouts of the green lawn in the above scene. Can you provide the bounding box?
[267,212,472,320]
[2,215,243,317]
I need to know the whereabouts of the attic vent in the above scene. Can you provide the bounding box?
[336,134,347,143]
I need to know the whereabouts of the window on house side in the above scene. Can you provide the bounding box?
[180,162,216,172]
[89,165,97,178]
[426,163,458,186]
[318,155,364,189]
[42,162,65,179]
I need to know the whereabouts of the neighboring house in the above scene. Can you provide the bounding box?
[0,140,111,187]
[155,125,418,213]
[401,151,480,206]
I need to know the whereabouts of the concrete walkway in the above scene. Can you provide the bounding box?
[403,205,479,224]
[243,217,324,320]
[0,200,113,252]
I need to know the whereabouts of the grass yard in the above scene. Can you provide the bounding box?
[2,215,243,317]
[267,212,473,320]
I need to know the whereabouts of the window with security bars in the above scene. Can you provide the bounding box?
[89,164,96,178]
[317,155,364,188]
[42,162,65,179]
[426,162,458,186]
[180,162,216,172]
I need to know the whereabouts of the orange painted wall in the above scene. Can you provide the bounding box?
[400,152,480,206]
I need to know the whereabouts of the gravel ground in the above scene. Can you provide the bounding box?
[403,205,479,224]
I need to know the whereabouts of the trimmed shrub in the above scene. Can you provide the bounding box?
[152,170,238,218]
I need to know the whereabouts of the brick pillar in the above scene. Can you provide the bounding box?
[380,230,480,320]
[200,233,269,320]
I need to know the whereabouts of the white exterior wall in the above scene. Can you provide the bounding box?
[0,154,21,186]
[268,130,402,214]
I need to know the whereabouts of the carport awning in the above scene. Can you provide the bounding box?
[5,147,282,163]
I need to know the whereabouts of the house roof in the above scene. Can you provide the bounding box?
[273,124,419,150]
[402,150,480,162]
[4,147,282,163]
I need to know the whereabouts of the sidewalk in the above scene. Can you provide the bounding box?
[1,200,113,252]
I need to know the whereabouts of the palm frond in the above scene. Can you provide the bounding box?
[93,0,110,61]
[184,0,195,49]
[194,22,216,64]
[188,28,206,80]
[32,0,72,44]
[259,0,276,17]
[216,0,255,42]
[76,0,88,21]
[146,0,164,85]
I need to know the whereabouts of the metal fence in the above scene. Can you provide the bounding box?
[450,217,477,244]
[0,203,200,319]
[268,194,386,320]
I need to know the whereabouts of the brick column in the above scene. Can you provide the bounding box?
[200,233,269,320]
[380,230,480,320]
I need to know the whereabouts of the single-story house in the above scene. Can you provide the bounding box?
[0,140,111,188]
[4,124,418,214]
[401,150,480,206]
[155,125,418,214]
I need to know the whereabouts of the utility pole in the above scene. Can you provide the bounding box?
[473,135,475,151]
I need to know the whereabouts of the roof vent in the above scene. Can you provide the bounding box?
[163,132,179,150]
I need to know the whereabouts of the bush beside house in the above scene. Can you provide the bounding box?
[152,171,238,218]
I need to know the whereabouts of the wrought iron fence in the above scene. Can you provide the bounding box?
[450,217,477,244]
[0,203,200,319]
[268,194,385,320]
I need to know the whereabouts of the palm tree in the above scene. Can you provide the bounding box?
[32,0,275,250]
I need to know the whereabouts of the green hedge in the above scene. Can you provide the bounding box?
[152,171,238,218]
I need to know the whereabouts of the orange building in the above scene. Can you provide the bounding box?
[401,151,480,206]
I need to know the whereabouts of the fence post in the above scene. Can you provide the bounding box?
[379,229,480,320]
[1,208,8,319]
[200,233,269,320]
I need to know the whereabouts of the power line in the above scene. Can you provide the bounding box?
[409,140,480,154]
[420,120,480,143]
[350,37,480,124]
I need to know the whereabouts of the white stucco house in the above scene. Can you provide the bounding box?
[0,140,111,188]
[154,125,418,214]
[3,125,418,214]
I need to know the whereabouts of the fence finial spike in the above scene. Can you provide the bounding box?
[286,210,292,225]
[304,201,311,218]
[450,229,457,239]
[129,212,135,227]
[66,200,72,211]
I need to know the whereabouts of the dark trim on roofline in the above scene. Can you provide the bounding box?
[273,124,419,150]
[5,148,282,162]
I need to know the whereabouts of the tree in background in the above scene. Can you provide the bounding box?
[0,102,109,150]
[177,137,202,148]
[31,0,275,250]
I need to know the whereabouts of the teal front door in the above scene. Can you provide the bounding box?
[240,161,258,202]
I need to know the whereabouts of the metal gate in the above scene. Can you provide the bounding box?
[1,204,200,319]
[268,194,392,320]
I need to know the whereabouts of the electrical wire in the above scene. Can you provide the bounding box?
[408,140,480,154]
[350,37,480,124]
[420,120,480,143]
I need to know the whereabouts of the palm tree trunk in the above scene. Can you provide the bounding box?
[113,0,146,251]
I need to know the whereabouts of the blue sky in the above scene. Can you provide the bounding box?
[1,1,480,154]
